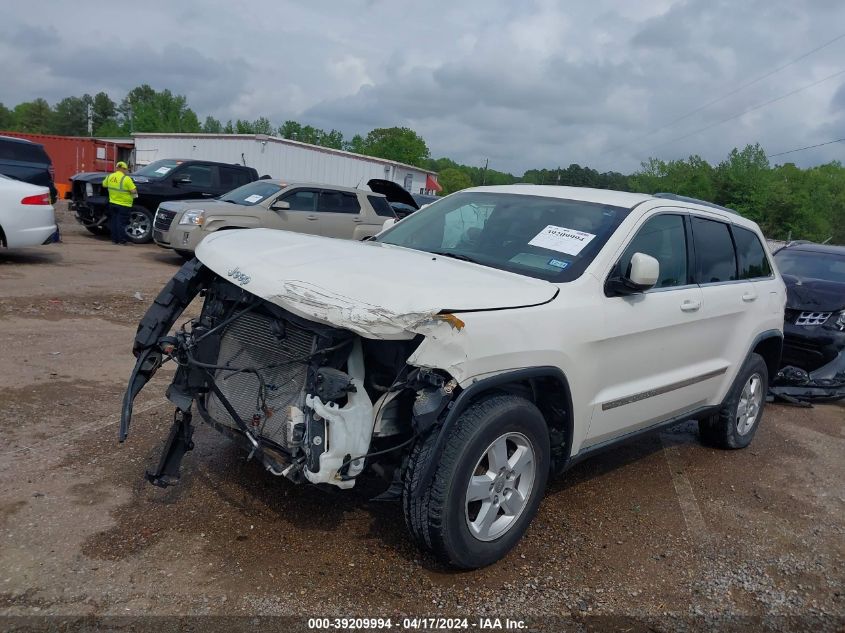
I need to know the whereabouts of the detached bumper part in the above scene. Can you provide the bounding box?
[119,258,209,441]
[770,350,845,402]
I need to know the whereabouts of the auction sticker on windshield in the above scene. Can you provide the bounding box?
[155,167,171,175]
[244,194,263,203]
[529,225,596,256]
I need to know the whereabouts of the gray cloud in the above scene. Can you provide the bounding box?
[2,0,844,173]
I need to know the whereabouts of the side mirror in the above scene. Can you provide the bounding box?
[174,176,192,185]
[606,252,660,296]
[381,218,397,232]
[270,200,290,211]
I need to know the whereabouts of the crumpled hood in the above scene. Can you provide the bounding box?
[196,228,558,338]
[782,274,845,312]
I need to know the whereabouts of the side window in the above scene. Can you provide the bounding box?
[691,217,737,283]
[367,195,396,218]
[318,191,361,214]
[219,167,251,190]
[282,190,317,211]
[617,214,688,288]
[181,165,214,188]
[732,226,772,279]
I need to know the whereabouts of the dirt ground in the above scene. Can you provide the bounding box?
[0,205,843,632]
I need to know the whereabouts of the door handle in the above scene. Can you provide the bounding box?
[742,292,757,302]
[306,215,318,221]
[352,217,362,223]
[680,299,701,312]
[201,192,214,197]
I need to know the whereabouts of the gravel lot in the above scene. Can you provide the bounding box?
[1,205,843,632]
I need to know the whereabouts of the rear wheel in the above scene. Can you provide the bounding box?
[125,206,153,244]
[699,353,768,449]
[403,394,550,569]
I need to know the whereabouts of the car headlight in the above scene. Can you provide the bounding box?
[179,209,205,226]
[835,310,845,331]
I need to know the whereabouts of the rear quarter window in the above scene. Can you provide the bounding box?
[691,217,737,283]
[367,195,396,217]
[732,226,772,279]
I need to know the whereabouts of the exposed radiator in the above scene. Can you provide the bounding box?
[205,312,316,448]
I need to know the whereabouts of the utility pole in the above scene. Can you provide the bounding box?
[127,96,133,134]
[87,102,93,136]
[481,158,489,185]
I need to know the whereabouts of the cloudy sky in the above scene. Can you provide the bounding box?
[2,0,844,174]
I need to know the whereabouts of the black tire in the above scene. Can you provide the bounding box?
[175,250,195,262]
[699,353,768,449]
[84,225,109,236]
[125,206,154,244]
[402,394,550,569]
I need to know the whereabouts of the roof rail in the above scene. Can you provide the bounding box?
[653,192,739,215]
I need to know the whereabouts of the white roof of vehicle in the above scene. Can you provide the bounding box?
[466,185,654,208]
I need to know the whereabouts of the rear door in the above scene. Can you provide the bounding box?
[688,214,758,402]
[586,211,710,446]
[315,190,364,239]
[266,188,322,235]
[161,163,219,205]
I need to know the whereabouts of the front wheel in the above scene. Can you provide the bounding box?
[125,206,154,244]
[699,353,768,449]
[403,394,550,569]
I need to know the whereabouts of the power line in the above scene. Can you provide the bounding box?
[768,137,845,158]
[603,31,845,155]
[643,67,845,154]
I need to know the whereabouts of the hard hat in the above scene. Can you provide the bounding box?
[116,161,128,169]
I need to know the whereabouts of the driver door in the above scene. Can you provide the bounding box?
[584,211,711,447]
[266,188,322,235]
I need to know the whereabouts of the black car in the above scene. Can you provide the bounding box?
[0,135,57,202]
[771,242,845,401]
[69,159,259,243]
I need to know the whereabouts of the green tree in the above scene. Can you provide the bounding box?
[235,119,254,133]
[51,95,91,135]
[360,127,430,167]
[223,119,235,134]
[0,102,14,130]
[120,85,201,133]
[202,116,222,133]
[438,167,473,195]
[91,92,117,135]
[252,117,273,135]
[13,98,53,133]
[344,134,365,154]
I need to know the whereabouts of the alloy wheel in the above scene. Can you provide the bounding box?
[464,432,536,542]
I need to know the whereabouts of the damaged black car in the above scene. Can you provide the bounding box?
[771,242,845,402]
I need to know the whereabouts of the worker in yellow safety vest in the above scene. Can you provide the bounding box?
[102,161,138,245]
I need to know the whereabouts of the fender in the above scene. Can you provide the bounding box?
[414,366,573,496]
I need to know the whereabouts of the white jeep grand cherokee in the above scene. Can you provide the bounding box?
[121,185,785,568]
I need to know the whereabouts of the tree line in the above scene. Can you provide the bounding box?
[2,85,842,243]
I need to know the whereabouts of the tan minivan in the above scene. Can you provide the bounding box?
[152,179,400,257]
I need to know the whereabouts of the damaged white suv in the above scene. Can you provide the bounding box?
[121,186,785,568]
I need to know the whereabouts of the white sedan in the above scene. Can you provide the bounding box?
[0,174,58,248]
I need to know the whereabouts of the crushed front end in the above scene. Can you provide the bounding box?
[120,260,455,490]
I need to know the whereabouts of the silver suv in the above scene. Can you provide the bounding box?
[153,180,397,257]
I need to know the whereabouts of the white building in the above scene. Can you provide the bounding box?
[132,133,440,195]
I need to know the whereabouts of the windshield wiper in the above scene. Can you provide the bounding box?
[430,250,480,264]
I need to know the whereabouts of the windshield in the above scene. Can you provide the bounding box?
[133,159,183,179]
[220,181,283,206]
[775,249,845,283]
[376,191,630,282]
